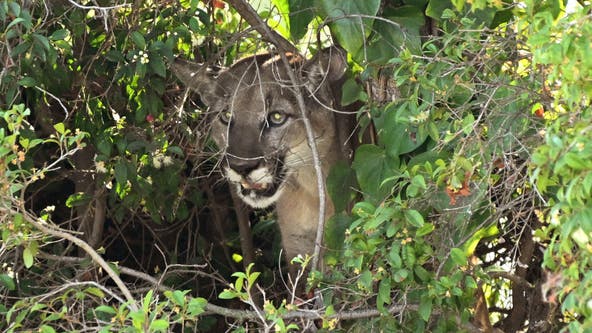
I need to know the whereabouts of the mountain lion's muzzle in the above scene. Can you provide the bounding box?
[224,154,287,209]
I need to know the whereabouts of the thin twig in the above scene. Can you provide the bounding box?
[67,0,130,10]
[35,86,70,119]
[36,281,128,306]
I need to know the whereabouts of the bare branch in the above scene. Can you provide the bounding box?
[225,0,298,54]
[67,0,130,10]
[489,270,535,290]
[11,205,139,311]
[34,251,419,322]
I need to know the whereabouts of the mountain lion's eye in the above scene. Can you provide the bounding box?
[267,111,287,126]
[219,110,232,124]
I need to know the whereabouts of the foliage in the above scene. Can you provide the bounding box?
[1,0,590,332]
[527,2,592,331]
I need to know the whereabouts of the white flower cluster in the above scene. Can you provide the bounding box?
[152,152,174,169]
[133,50,149,64]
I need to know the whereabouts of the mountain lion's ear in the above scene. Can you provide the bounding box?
[171,59,221,106]
[301,46,347,88]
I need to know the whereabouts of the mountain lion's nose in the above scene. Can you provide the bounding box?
[227,156,262,175]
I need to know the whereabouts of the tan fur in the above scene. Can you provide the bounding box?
[172,47,349,263]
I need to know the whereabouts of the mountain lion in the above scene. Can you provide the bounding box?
[172,47,351,267]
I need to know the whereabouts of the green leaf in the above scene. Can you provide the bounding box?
[388,244,402,268]
[39,325,56,333]
[149,56,166,78]
[465,275,478,289]
[114,160,128,186]
[414,266,432,282]
[30,303,47,312]
[393,268,409,282]
[407,174,427,197]
[0,274,16,290]
[50,29,69,41]
[364,206,395,230]
[315,0,381,55]
[353,144,399,203]
[352,201,375,217]
[105,49,124,62]
[426,0,453,20]
[219,289,237,299]
[418,295,432,321]
[271,0,291,37]
[66,192,91,208]
[324,213,354,265]
[23,247,34,268]
[462,223,499,256]
[375,103,428,157]
[149,319,169,331]
[404,209,424,227]
[18,76,37,88]
[171,290,186,307]
[53,122,65,135]
[402,245,416,268]
[143,290,153,312]
[247,271,260,288]
[234,276,244,293]
[188,297,207,316]
[357,270,373,291]
[462,113,475,135]
[449,248,467,266]
[95,305,117,315]
[32,33,50,51]
[97,135,113,157]
[130,31,146,49]
[7,2,22,18]
[341,78,365,105]
[188,17,200,32]
[377,278,392,311]
[288,0,315,41]
[84,287,105,298]
[7,17,25,30]
[28,138,43,149]
[564,153,588,170]
[166,146,184,156]
[416,223,435,237]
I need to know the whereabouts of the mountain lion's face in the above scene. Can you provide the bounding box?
[173,48,347,209]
